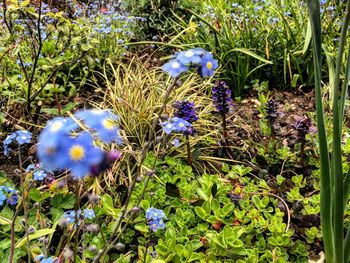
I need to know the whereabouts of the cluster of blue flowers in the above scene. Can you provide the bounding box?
[16,58,34,68]
[145,207,166,232]
[37,109,122,179]
[3,130,32,155]
[34,254,54,263]
[162,48,218,78]
[25,163,51,181]
[0,186,18,206]
[172,100,198,139]
[161,117,192,135]
[212,81,233,114]
[92,14,144,36]
[62,209,95,225]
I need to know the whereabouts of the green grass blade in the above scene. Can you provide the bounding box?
[344,223,350,262]
[303,19,312,54]
[331,1,350,261]
[307,0,334,261]
[343,168,350,212]
[223,48,273,65]
[322,44,335,106]
[15,229,55,248]
[340,45,350,127]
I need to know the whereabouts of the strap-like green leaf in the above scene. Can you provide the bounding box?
[15,229,55,248]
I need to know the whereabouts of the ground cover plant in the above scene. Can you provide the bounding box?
[1,0,350,262]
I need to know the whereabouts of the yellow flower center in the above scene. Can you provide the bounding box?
[206,61,213,69]
[179,123,184,127]
[69,145,85,161]
[172,62,180,69]
[102,119,115,130]
[50,121,63,132]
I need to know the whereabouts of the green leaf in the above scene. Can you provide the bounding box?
[15,229,55,248]
[61,102,76,114]
[211,199,220,217]
[291,74,300,88]
[29,188,51,202]
[42,40,56,55]
[0,216,11,225]
[165,226,176,251]
[302,19,312,54]
[51,193,75,209]
[140,200,150,210]
[50,208,64,223]
[196,188,209,201]
[322,44,335,103]
[307,0,333,259]
[194,207,207,220]
[134,223,149,233]
[100,194,120,218]
[226,48,273,64]
[80,43,93,51]
[221,203,234,217]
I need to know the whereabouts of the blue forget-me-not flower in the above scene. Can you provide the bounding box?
[162,48,218,78]
[38,109,122,180]
[145,207,166,232]
[3,130,32,155]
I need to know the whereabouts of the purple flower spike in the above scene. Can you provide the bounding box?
[212,81,233,114]
[173,100,198,123]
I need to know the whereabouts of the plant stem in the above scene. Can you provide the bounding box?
[222,112,227,141]
[222,112,233,159]
[18,146,31,263]
[300,140,305,167]
[186,134,192,166]
[9,203,22,263]
[27,0,43,113]
[73,180,81,262]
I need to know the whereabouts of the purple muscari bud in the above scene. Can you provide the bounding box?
[107,149,122,162]
[212,81,233,114]
[265,99,278,123]
[183,126,196,136]
[173,100,198,123]
[293,117,312,142]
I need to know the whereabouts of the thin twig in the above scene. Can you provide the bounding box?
[27,0,43,113]
[73,181,81,262]
[9,202,22,263]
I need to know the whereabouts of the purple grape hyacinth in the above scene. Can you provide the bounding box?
[173,100,198,123]
[212,81,233,114]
